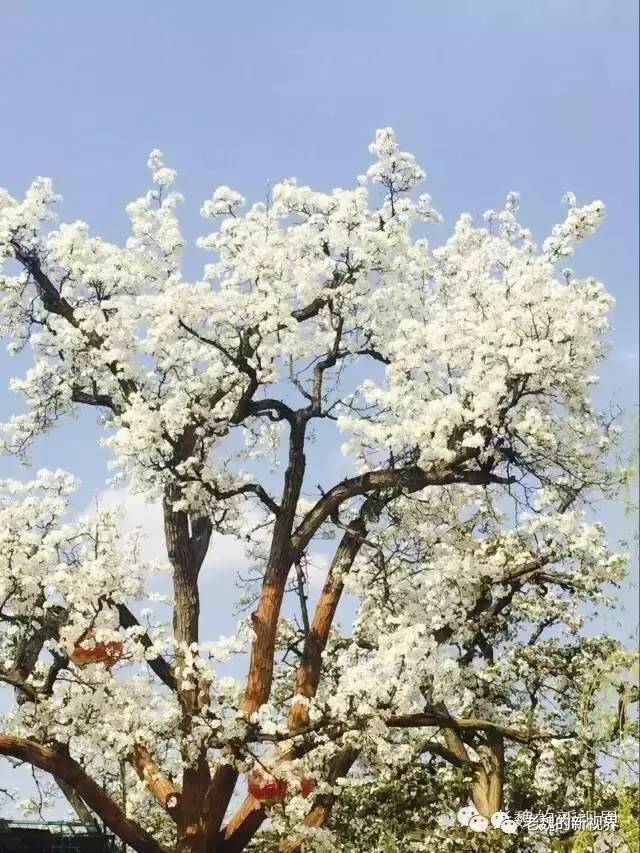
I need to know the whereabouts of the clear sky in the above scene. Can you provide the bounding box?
[0,0,638,816]
[1,0,638,485]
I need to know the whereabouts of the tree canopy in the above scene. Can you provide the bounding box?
[0,129,636,852]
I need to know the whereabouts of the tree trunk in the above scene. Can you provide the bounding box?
[163,490,200,646]
[471,732,504,817]
[241,417,307,717]
[162,478,214,850]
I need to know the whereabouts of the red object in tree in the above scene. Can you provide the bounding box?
[248,769,288,803]
[248,767,315,803]
[71,632,123,669]
[300,776,315,798]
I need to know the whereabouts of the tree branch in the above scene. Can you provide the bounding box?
[114,603,177,692]
[291,463,510,556]
[130,743,179,815]
[0,736,166,853]
[387,712,564,746]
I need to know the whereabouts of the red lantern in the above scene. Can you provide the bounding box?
[71,632,123,670]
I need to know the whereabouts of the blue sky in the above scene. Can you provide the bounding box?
[1,1,638,486]
[0,0,638,814]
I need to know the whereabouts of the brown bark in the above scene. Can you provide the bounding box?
[163,491,200,647]
[0,735,165,853]
[288,515,366,732]
[218,794,266,853]
[225,495,388,849]
[207,417,308,846]
[241,416,307,717]
[471,732,504,817]
[131,744,178,812]
[55,776,100,828]
[162,478,214,851]
[442,726,473,765]
[199,760,243,852]
[12,600,67,684]
[387,711,532,744]
[438,723,505,817]
[173,736,213,851]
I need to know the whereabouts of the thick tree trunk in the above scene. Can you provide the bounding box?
[162,478,214,852]
[441,714,504,817]
[218,795,266,853]
[207,419,308,847]
[288,495,388,733]
[224,501,381,850]
[175,826,208,853]
[471,732,504,817]
[163,490,200,647]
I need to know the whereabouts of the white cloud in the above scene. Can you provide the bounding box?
[78,487,361,640]
[82,485,249,574]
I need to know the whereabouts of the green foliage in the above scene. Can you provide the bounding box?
[618,789,640,851]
